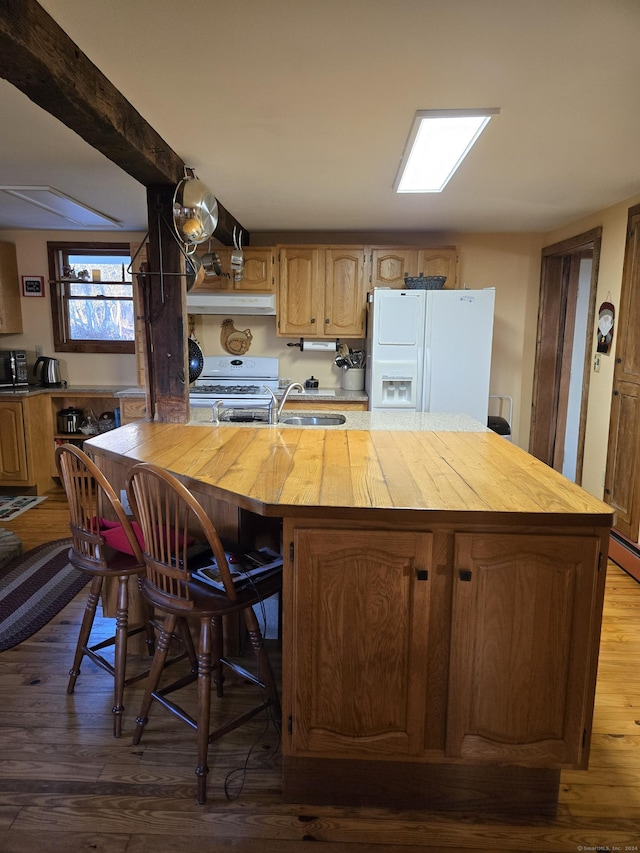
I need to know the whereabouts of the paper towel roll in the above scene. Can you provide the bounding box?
[300,340,337,352]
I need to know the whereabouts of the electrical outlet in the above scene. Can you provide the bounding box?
[120,489,131,515]
[35,344,43,358]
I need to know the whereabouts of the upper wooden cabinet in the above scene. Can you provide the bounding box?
[191,247,275,293]
[370,246,459,289]
[277,245,367,338]
[0,241,23,334]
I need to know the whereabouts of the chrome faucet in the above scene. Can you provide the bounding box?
[264,382,304,424]
[211,400,225,425]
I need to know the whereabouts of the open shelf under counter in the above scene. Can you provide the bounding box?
[49,387,130,476]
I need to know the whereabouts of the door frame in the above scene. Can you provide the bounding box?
[529,228,602,484]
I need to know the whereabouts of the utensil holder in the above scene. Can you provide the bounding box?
[341,368,365,391]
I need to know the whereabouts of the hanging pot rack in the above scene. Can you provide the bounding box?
[172,166,218,252]
[128,168,219,288]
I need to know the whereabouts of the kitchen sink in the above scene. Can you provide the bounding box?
[281,414,346,426]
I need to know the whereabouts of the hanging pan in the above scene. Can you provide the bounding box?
[188,337,204,383]
[173,169,218,252]
[186,253,205,291]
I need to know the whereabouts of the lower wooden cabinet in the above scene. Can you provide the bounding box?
[283,523,604,771]
[447,532,601,768]
[288,528,432,757]
[281,399,368,412]
[0,401,27,481]
[119,396,147,424]
[0,395,53,492]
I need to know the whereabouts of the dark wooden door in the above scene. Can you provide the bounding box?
[529,230,600,483]
[604,205,640,540]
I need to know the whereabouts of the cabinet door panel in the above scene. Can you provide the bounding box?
[0,241,23,333]
[278,247,323,336]
[0,402,27,481]
[447,533,601,768]
[290,528,432,757]
[325,249,366,336]
[370,248,417,289]
[416,248,459,288]
[238,248,274,292]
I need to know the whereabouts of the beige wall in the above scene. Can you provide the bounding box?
[4,202,640,500]
[542,192,640,499]
[2,227,544,447]
[0,228,144,387]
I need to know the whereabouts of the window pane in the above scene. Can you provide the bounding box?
[66,253,131,282]
[68,298,135,341]
[69,282,132,297]
[48,241,136,353]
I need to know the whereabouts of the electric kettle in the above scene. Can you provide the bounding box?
[33,356,62,387]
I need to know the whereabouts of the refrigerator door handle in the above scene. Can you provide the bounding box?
[421,347,431,412]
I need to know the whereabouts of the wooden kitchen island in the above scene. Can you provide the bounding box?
[86,418,613,815]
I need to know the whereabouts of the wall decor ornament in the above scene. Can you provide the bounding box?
[21,275,45,297]
[220,318,253,355]
[597,301,615,354]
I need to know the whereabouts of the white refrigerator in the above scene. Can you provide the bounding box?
[366,288,495,424]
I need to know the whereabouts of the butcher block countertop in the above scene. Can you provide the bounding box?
[86,417,614,814]
[85,420,613,524]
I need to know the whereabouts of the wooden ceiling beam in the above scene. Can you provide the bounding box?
[0,0,247,245]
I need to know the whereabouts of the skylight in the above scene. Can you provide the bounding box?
[394,108,500,193]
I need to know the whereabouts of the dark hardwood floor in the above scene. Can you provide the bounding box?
[0,486,639,852]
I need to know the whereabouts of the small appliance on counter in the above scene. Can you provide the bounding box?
[0,349,28,388]
[33,355,63,387]
[56,407,84,434]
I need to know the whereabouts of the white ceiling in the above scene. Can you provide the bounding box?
[2,0,640,236]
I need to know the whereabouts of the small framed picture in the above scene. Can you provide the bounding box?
[21,276,45,297]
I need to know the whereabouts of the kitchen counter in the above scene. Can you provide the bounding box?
[0,384,135,399]
[86,421,612,814]
[114,386,369,404]
[189,407,487,432]
[282,387,368,404]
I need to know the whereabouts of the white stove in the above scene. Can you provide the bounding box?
[190,356,279,420]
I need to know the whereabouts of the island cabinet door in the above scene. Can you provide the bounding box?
[446,532,603,769]
[287,528,432,758]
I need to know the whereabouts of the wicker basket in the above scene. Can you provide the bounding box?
[403,275,447,290]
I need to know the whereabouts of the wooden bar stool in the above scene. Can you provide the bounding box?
[55,444,158,737]
[126,461,282,804]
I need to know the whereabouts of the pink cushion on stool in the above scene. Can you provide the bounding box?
[98,518,194,556]
[98,518,145,556]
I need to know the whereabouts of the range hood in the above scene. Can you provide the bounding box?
[186,292,276,315]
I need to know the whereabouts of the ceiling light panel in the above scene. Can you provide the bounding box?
[0,186,121,228]
[394,108,500,193]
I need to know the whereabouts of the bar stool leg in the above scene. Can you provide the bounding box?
[112,574,130,738]
[67,575,102,694]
